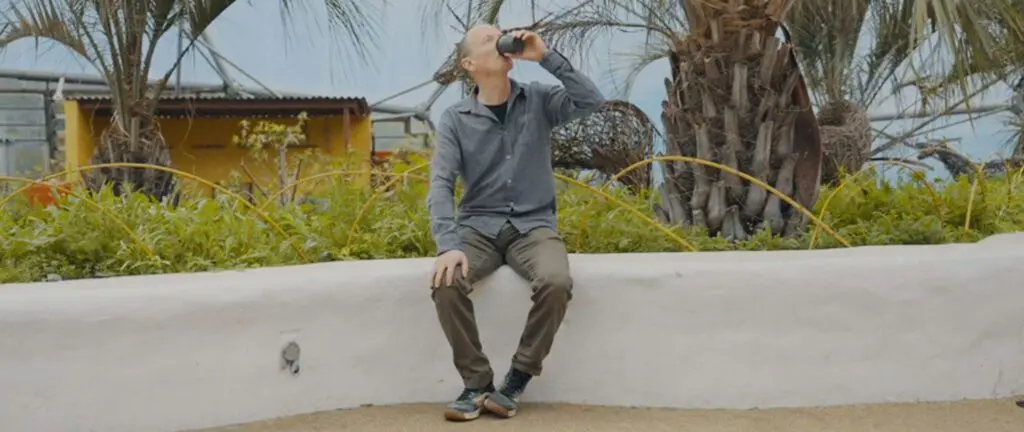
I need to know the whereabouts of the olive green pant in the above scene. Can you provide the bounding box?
[431,223,573,389]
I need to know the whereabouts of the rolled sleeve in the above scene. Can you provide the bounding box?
[538,50,606,126]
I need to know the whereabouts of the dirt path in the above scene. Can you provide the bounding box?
[204,398,1024,432]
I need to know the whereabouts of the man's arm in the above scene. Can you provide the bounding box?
[538,50,606,126]
[426,110,462,255]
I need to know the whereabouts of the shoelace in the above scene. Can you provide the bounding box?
[457,386,493,401]
[502,371,530,397]
[457,388,481,401]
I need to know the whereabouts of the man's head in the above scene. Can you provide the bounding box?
[458,24,513,81]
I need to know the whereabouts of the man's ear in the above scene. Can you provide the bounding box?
[460,58,473,72]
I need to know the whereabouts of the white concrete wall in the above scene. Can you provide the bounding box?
[2,233,1023,432]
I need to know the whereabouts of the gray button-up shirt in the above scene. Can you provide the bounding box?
[427,51,605,254]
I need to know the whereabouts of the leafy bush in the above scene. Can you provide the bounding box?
[2,158,1022,284]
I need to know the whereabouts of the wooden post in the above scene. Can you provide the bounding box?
[342,109,351,153]
[323,117,331,152]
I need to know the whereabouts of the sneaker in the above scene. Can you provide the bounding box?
[483,368,532,418]
[443,384,495,421]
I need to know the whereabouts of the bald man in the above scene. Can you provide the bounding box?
[427,24,605,421]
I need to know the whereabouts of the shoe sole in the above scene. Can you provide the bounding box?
[444,392,490,422]
[483,397,517,418]
[443,408,481,421]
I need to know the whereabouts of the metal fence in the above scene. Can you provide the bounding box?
[0,91,54,178]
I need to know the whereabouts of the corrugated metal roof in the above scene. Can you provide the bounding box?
[67,93,371,118]
[66,94,367,103]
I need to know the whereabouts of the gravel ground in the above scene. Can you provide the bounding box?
[203,398,1024,432]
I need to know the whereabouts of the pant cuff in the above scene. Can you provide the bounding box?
[464,371,494,389]
[511,360,542,377]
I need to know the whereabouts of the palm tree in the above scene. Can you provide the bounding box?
[425,0,1024,240]
[787,0,1024,184]
[0,0,380,199]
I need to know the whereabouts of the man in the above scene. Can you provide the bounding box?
[427,24,605,422]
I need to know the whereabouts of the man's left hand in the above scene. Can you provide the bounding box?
[506,30,548,62]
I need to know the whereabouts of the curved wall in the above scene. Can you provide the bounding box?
[1,233,1023,432]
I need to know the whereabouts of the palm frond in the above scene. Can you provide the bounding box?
[1004,110,1024,158]
[905,0,1024,109]
[279,0,381,65]
[0,0,94,66]
[422,0,685,98]
[786,0,871,103]
[607,37,672,98]
[180,0,235,38]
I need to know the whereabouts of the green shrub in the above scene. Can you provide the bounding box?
[1,163,1022,284]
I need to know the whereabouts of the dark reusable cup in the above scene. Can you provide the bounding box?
[496,34,525,56]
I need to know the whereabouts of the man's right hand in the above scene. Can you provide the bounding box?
[431,249,469,288]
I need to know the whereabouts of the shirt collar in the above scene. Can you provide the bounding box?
[455,78,526,114]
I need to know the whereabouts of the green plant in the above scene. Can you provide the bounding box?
[233,112,310,205]
[2,159,1023,284]
[219,114,390,208]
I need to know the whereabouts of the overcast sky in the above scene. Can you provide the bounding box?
[0,1,1018,178]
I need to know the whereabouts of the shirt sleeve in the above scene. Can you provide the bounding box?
[537,50,606,126]
[426,109,463,255]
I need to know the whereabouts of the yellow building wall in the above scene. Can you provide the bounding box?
[61,101,97,183]
[63,102,372,194]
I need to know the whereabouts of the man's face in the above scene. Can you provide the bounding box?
[461,25,513,77]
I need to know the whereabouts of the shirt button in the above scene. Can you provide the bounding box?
[506,154,511,159]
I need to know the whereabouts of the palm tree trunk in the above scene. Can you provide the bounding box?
[660,0,822,240]
[87,108,176,200]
